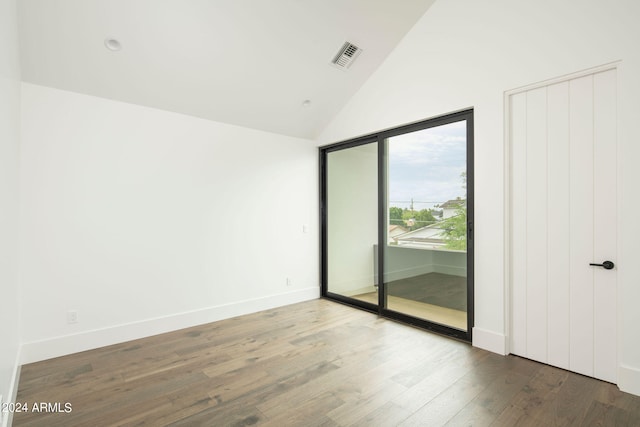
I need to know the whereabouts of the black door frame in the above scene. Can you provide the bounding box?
[320,109,474,342]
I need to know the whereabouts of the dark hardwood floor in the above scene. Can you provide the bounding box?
[387,272,467,311]
[12,299,640,426]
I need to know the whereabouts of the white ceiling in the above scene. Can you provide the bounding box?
[17,0,436,139]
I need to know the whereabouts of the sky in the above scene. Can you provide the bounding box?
[387,120,467,210]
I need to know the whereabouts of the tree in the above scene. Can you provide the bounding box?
[413,209,437,228]
[440,171,467,250]
[389,206,404,226]
[440,206,466,250]
[401,208,436,231]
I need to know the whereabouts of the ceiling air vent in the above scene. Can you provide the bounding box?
[331,42,362,70]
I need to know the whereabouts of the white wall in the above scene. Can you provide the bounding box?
[383,246,433,283]
[19,83,319,362]
[380,247,467,282]
[0,0,22,419]
[318,0,640,395]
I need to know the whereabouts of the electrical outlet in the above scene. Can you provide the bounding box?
[67,310,78,324]
[286,277,292,287]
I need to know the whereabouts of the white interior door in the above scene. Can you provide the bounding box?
[509,67,617,383]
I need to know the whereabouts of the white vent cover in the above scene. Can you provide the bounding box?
[331,42,362,69]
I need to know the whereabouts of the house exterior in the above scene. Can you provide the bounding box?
[393,223,447,249]
[388,224,409,243]
[439,199,465,219]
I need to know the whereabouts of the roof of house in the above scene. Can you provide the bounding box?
[394,223,445,240]
[440,199,465,209]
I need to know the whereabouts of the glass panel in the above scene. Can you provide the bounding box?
[326,142,378,304]
[384,120,468,330]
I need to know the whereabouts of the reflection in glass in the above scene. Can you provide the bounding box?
[326,143,378,304]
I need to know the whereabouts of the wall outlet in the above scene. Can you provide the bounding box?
[286,277,292,287]
[67,310,78,324]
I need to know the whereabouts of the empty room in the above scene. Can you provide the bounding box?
[1,0,640,426]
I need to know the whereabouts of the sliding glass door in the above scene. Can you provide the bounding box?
[383,118,471,334]
[323,140,379,309]
[321,110,473,341]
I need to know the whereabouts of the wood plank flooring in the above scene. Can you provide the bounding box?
[387,272,467,311]
[351,292,467,330]
[13,299,640,427]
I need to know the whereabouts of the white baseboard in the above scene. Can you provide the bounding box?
[472,327,507,355]
[343,286,377,297]
[21,286,319,365]
[382,265,466,283]
[432,264,467,277]
[618,365,640,397]
[1,348,21,427]
[383,265,435,283]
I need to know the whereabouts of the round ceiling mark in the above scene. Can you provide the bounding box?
[104,38,122,52]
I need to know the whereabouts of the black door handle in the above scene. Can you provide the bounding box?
[589,261,615,270]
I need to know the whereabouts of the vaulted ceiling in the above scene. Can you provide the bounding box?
[18,0,436,139]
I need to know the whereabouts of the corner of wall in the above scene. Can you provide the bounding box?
[472,326,507,355]
[618,365,640,397]
[1,346,22,427]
